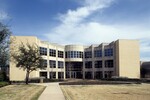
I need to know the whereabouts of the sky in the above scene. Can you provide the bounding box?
[0,0,150,61]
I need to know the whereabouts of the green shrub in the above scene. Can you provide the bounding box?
[0,71,8,81]
[0,81,9,87]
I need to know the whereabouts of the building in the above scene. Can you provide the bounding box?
[140,61,150,78]
[9,36,140,81]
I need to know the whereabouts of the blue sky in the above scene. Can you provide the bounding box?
[0,0,150,61]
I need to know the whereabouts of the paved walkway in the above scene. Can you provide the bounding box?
[37,82,65,100]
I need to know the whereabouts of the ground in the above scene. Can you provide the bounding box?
[61,84,150,100]
[0,84,45,100]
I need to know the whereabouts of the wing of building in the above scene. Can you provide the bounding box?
[9,36,140,81]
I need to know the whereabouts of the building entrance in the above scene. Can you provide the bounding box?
[66,62,83,79]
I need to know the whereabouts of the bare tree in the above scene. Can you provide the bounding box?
[11,43,45,84]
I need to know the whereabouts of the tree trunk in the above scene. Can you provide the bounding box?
[25,70,30,85]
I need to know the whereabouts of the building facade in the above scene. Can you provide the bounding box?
[10,36,140,81]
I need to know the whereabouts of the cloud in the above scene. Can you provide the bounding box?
[45,0,116,43]
[44,0,150,60]
[0,0,9,21]
[58,0,114,25]
[0,10,8,20]
[140,38,150,61]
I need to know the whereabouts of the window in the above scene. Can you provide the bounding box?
[66,51,70,58]
[49,60,56,68]
[74,51,77,58]
[85,71,92,79]
[50,72,56,79]
[49,49,56,57]
[85,61,92,68]
[68,51,71,58]
[77,51,80,58]
[58,51,64,58]
[71,51,73,58]
[58,72,64,79]
[79,51,83,58]
[58,61,64,68]
[65,52,67,58]
[104,71,113,78]
[40,72,47,78]
[95,61,102,68]
[40,47,47,56]
[94,50,102,57]
[105,60,113,68]
[43,60,47,67]
[85,51,92,58]
[65,51,83,58]
[95,71,103,79]
[104,48,113,57]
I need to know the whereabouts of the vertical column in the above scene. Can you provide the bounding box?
[63,54,66,79]
[92,45,95,79]
[63,73,65,79]
[83,52,85,79]
[113,44,117,76]
[47,72,50,79]
[56,72,58,79]
[47,44,50,79]
[56,46,58,79]
[102,44,105,78]
[69,71,71,78]
[83,63,85,79]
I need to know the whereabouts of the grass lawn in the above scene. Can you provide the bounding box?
[0,84,46,100]
[61,84,150,100]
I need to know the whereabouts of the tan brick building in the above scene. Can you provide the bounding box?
[10,36,140,81]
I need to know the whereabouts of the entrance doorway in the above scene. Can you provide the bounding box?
[66,62,83,79]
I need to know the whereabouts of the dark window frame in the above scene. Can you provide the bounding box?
[58,50,64,58]
[104,48,113,57]
[49,60,56,68]
[49,49,56,57]
[85,51,92,58]
[58,61,64,68]
[65,51,83,58]
[94,50,102,57]
[85,61,92,68]
[40,47,47,56]
[105,60,114,68]
[95,61,102,68]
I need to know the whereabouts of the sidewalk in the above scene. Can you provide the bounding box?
[37,82,65,100]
